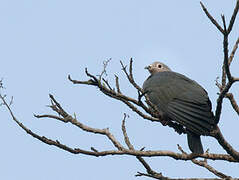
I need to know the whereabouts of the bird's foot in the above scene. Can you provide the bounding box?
[154,111,170,126]
[161,119,169,126]
[157,112,169,126]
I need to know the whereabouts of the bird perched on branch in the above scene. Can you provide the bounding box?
[143,62,216,154]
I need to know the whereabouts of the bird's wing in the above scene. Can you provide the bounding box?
[143,71,215,135]
[166,98,214,135]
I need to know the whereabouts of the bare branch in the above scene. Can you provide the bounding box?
[91,147,99,152]
[214,30,239,124]
[211,126,239,161]
[120,59,143,92]
[68,74,98,86]
[178,145,231,179]
[228,0,239,34]
[216,78,239,116]
[201,2,238,89]
[69,73,148,111]
[102,78,113,91]
[135,172,165,180]
[222,28,232,82]
[136,171,236,180]
[221,68,227,88]
[229,37,239,65]
[121,114,134,150]
[0,79,3,89]
[221,14,227,33]
[192,159,230,179]
[225,93,239,115]
[48,94,125,150]
[122,114,167,179]
[214,81,233,124]
[85,68,99,84]
[0,94,99,156]
[222,36,239,87]
[233,77,239,82]
[200,2,224,34]
[114,75,122,94]
[211,6,239,123]
[34,114,65,121]
[2,93,237,163]
[97,58,111,82]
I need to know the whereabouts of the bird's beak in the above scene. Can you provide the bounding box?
[144,66,149,70]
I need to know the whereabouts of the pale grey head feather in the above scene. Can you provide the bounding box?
[145,62,171,74]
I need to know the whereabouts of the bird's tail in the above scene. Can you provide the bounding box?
[187,131,204,154]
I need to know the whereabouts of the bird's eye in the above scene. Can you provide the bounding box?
[158,64,162,68]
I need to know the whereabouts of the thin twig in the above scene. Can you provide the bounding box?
[121,114,165,179]
[226,93,239,115]
[178,145,231,179]
[98,58,111,82]
[102,78,113,91]
[229,37,239,65]
[227,0,239,34]
[121,114,134,150]
[120,59,143,92]
[114,75,121,94]
[200,2,224,34]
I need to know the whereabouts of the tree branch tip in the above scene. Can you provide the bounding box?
[91,147,98,152]
[177,144,187,154]
[177,144,180,150]
[119,60,127,69]
[84,67,89,75]
[33,114,39,118]
[123,113,129,119]
[200,1,205,8]
[140,147,145,151]
[135,172,143,177]
[129,58,133,65]
[67,74,72,80]
[49,94,54,99]
[221,14,227,29]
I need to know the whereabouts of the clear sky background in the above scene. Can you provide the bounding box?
[1,0,239,179]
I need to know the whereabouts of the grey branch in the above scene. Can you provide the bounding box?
[226,93,239,115]
[1,93,238,163]
[178,145,231,179]
[200,2,224,34]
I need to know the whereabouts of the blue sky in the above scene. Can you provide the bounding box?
[1,0,239,179]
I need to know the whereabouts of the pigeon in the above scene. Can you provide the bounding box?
[143,62,215,154]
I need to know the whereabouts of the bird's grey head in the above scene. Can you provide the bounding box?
[145,62,171,74]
